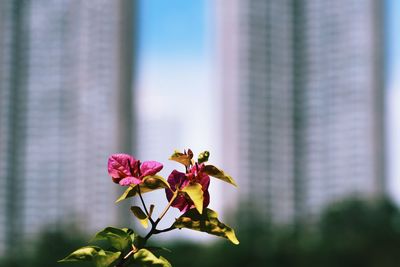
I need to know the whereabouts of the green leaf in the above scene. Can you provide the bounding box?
[121,228,137,244]
[181,183,204,214]
[133,249,172,267]
[169,149,193,167]
[140,175,170,193]
[93,251,121,267]
[198,151,210,164]
[116,185,137,203]
[133,235,146,249]
[59,246,102,262]
[59,246,121,267]
[131,206,149,228]
[173,208,240,245]
[203,165,237,187]
[121,227,135,236]
[149,204,155,217]
[92,227,131,251]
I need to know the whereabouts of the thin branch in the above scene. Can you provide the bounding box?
[116,188,178,265]
[137,186,155,225]
[154,225,176,234]
[156,191,178,224]
[143,191,178,242]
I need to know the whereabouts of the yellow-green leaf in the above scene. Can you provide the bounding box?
[131,206,149,228]
[169,150,193,167]
[59,246,121,267]
[121,227,136,243]
[116,185,137,203]
[149,204,155,217]
[140,175,170,193]
[198,151,210,164]
[181,182,204,214]
[116,176,169,203]
[92,227,131,251]
[173,208,240,245]
[203,165,237,187]
[58,246,102,262]
[133,248,172,267]
[93,251,121,267]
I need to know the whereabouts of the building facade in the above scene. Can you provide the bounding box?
[217,0,385,225]
[0,0,134,254]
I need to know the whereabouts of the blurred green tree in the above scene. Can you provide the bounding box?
[162,198,400,267]
[0,226,88,267]
[3,197,400,267]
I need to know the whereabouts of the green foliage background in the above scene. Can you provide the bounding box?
[2,198,400,267]
[0,228,91,267]
[162,198,400,267]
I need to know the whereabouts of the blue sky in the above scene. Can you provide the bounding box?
[135,0,217,165]
[138,0,207,60]
[386,0,400,86]
[135,0,400,205]
[135,0,223,238]
[386,0,400,203]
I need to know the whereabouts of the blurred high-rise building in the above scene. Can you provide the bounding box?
[217,0,385,225]
[0,0,134,255]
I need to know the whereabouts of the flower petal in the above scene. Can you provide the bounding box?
[119,176,142,186]
[166,170,191,211]
[203,189,210,209]
[166,170,186,190]
[108,154,136,181]
[197,172,210,191]
[189,164,210,190]
[172,194,191,212]
[140,161,163,177]
[165,187,175,204]
[166,169,211,212]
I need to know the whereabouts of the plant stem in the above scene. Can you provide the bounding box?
[117,190,179,266]
[143,191,178,242]
[114,253,128,267]
[137,186,155,225]
[156,191,178,223]
[154,225,176,234]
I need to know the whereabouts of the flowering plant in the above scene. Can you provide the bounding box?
[59,149,239,267]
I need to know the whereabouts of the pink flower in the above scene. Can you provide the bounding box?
[108,154,163,186]
[166,164,210,213]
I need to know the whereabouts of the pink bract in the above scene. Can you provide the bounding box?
[140,161,163,177]
[166,165,210,213]
[107,154,163,186]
